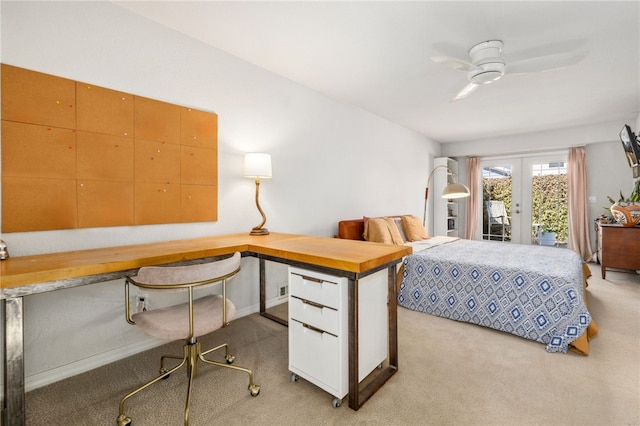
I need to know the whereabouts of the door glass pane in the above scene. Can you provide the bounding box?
[482,165,512,242]
[531,162,567,247]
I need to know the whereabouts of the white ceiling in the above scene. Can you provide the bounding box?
[115,1,640,143]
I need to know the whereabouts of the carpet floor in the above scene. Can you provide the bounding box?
[25,263,640,425]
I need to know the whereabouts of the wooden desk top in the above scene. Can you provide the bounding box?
[1,232,411,294]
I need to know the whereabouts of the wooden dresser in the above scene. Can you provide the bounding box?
[597,222,640,278]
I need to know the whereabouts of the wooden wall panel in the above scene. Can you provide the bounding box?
[2,121,76,179]
[135,140,181,183]
[135,97,180,144]
[135,182,181,225]
[76,132,134,182]
[1,64,76,129]
[77,180,134,228]
[181,145,217,185]
[76,83,134,137]
[181,185,217,223]
[1,64,218,232]
[2,177,77,232]
[181,107,217,149]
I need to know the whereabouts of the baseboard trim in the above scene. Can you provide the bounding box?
[0,305,261,396]
[25,337,166,393]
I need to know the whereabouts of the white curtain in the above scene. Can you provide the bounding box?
[568,147,594,261]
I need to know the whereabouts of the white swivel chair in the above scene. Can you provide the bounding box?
[117,252,260,426]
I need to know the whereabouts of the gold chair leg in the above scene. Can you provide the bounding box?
[117,339,260,426]
[199,343,261,397]
[184,343,198,426]
[117,345,189,426]
[160,353,184,374]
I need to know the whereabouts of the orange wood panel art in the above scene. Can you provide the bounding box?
[1,64,218,232]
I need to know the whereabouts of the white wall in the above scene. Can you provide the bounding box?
[0,2,438,391]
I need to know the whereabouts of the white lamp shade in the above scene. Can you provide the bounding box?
[441,182,470,199]
[244,153,272,178]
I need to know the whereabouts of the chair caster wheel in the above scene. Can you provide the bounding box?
[290,373,298,382]
[332,397,342,408]
[117,414,132,426]
[159,367,170,380]
[249,384,261,396]
[225,354,235,364]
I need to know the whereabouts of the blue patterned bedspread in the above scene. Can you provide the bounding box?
[398,239,591,353]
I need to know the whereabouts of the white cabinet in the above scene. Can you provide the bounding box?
[433,157,460,237]
[288,267,388,407]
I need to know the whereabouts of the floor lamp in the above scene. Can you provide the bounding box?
[244,153,272,236]
[423,165,470,226]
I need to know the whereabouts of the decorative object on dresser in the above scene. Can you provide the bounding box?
[610,201,640,226]
[597,222,640,279]
[606,179,640,226]
[243,153,272,235]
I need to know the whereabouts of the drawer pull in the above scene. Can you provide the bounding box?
[292,273,337,285]
[302,299,325,309]
[302,322,337,338]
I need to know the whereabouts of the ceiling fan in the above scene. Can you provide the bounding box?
[432,40,585,101]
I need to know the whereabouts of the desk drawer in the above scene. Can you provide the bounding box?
[289,296,339,335]
[289,269,343,309]
[288,318,346,397]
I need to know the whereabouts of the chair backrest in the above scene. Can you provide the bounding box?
[486,200,510,225]
[135,252,241,289]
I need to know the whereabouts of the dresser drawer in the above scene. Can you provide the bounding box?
[289,296,339,335]
[289,270,342,309]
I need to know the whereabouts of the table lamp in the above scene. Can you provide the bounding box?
[244,153,272,236]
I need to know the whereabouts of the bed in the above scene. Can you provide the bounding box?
[337,216,598,355]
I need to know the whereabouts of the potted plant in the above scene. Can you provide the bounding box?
[537,225,557,246]
[608,179,640,226]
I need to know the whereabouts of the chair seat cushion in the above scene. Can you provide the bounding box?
[132,295,236,340]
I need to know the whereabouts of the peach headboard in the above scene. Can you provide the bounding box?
[337,219,366,240]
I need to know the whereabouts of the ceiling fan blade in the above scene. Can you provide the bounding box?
[451,82,478,102]
[431,56,471,71]
[503,39,587,64]
[508,51,587,75]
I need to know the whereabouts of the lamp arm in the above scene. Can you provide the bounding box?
[423,165,453,225]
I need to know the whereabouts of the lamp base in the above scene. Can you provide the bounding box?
[250,228,270,236]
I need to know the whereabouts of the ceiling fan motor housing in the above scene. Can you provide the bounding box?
[467,40,505,84]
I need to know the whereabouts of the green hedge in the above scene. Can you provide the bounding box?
[483,174,568,243]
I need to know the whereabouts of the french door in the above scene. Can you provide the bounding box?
[477,153,568,246]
